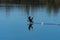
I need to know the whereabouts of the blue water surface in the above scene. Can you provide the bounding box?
[0,6,60,40]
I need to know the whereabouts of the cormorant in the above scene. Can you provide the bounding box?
[28,16,33,23]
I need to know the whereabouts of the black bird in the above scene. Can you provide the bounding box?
[28,16,33,23]
[28,23,33,30]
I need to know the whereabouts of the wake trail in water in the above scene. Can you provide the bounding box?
[32,22,60,26]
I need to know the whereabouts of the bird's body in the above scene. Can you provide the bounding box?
[28,16,33,23]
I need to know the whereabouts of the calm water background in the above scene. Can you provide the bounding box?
[0,5,60,40]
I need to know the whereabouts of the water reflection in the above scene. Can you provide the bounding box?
[5,4,13,16]
[0,4,60,16]
[28,23,33,30]
[25,5,30,17]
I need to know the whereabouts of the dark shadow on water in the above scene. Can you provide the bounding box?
[0,4,60,17]
[28,23,33,30]
[25,5,30,17]
[5,4,13,16]
[5,4,21,16]
[0,0,60,17]
[53,7,59,16]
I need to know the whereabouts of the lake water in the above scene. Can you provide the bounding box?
[0,5,60,40]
